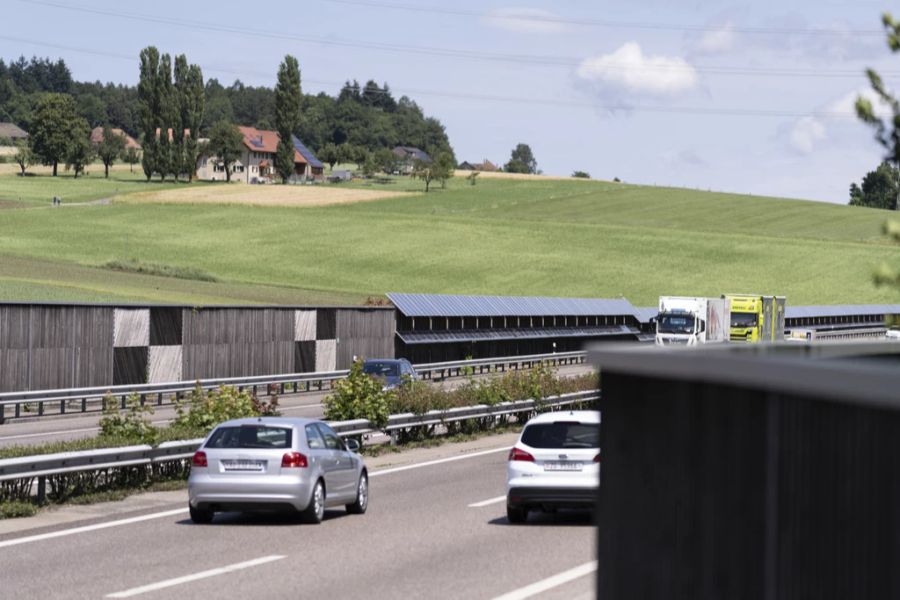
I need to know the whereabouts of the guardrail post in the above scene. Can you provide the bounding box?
[140,394,146,407]
[0,404,4,424]
[60,399,65,415]
[81,397,87,413]
[120,395,127,410]
[15,402,20,419]
[38,401,44,416]
[157,393,164,406]
[37,476,46,504]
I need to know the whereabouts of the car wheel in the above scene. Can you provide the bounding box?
[506,503,528,524]
[301,479,325,524]
[346,472,368,515]
[189,504,214,525]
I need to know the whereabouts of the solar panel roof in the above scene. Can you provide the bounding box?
[786,304,900,319]
[387,292,637,318]
[633,307,659,324]
[291,135,324,169]
[396,325,639,344]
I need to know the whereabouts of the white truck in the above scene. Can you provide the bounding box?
[655,296,731,346]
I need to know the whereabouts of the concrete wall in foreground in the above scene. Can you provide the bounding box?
[0,303,394,392]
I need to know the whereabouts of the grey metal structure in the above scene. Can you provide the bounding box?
[0,302,394,393]
[0,390,598,502]
[590,341,900,600]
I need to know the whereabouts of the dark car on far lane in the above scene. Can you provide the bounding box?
[362,358,417,389]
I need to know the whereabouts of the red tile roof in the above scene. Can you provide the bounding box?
[90,126,141,149]
[238,126,306,164]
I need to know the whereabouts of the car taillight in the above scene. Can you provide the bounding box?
[594,452,601,463]
[508,447,534,462]
[281,452,308,468]
[192,451,207,467]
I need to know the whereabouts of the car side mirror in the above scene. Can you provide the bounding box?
[344,438,361,453]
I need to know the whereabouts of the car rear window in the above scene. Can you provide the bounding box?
[363,361,399,377]
[206,425,292,449]
[521,422,599,449]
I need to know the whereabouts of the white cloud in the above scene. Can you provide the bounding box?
[693,23,736,54]
[482,8,565,34]
[576,42,698,96]
[789,116,826,154]
[827,88,894,120]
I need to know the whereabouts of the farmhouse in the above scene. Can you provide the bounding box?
[0,122,28,141]
[89,126,141,149]
[392,145,430,174]
[458,159,497,172]
[198,126,324,183]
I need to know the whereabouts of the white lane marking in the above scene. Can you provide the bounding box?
[0,443,510,548]
[491,561,598,600]
[0,508,187,549]
[105,555,285,598]
[468,495,506,508]
[370,446,509,477]
[0,426,101,441]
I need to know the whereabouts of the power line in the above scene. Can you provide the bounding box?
[315,0,886,36]
[0,34,862,120]
[11,0,894,76]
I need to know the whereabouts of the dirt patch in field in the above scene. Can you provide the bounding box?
[123,184,416,207]
[454,170,610,183]
[0,198,28,209]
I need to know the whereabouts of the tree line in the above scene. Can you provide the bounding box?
[0,54,455,166]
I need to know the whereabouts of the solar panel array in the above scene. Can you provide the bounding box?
[387,292,637,318]
[291,135,324,169]
[786,304,900,319]
[396,325,638,344]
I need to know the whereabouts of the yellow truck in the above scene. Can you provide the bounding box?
[724,294,786,342]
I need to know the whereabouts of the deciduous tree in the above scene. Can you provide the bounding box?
[64,118,93,178]
[97,125,126,178]
[848,162,899,209]
[207,120,243,183]
[29,93,82,176]
[13,138,32,175]
[504,143,537,174]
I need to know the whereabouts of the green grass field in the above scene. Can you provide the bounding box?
[1,167,899,306]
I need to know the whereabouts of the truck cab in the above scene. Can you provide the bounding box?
[725,294,786,342]
[656,296,730,346]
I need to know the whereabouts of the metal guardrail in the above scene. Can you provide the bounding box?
[0,390,598,501]
[0,351,587,424]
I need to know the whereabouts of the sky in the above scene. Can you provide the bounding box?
[2,0,899,203]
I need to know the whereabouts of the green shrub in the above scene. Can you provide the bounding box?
[99,392,159,444]
[0,500,38,519]
[323,359,393,429]
[173,384,279,435]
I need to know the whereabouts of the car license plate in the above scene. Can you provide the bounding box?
[544,461,582,471]
[223,460,265,472]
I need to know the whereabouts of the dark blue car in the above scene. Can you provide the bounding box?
[362,358,417,389]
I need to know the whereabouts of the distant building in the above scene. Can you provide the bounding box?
[392,146,431,174]
[0,122,28,141]
[458,159,497,172]
[90,126,141,150]
[197,126,324,183]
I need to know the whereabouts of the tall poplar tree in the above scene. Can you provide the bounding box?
[275,55,301,183]
[156,53,174,181]
[137,46,160,181]
[182,62,205,181]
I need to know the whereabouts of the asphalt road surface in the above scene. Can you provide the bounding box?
[0,434,597,600]
[0,365,595,448]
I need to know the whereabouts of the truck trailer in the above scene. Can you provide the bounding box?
[655,296,731,346]
[725,294,786,342]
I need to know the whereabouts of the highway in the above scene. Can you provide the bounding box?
[0,364,595,448]
[0,433,596,600]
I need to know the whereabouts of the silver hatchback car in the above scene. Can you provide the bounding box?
[188,416,368,524]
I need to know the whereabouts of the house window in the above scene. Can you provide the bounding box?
[234,165,244,173]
